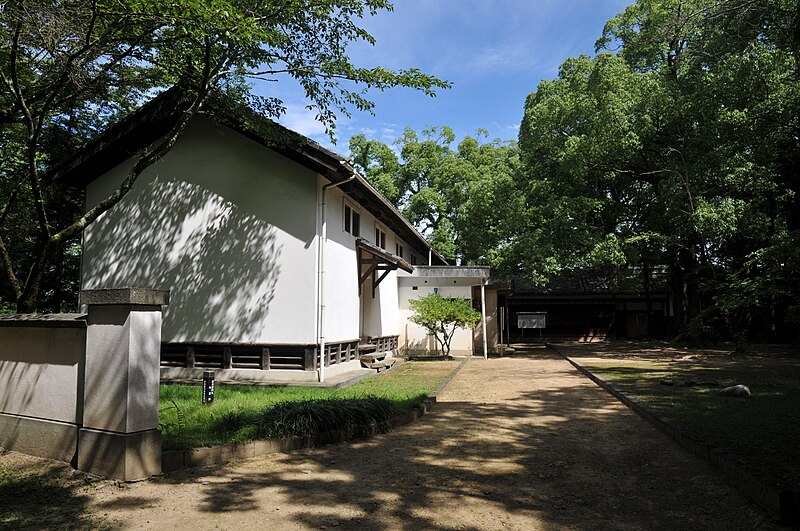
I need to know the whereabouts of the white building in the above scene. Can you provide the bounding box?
[51,91,495,383]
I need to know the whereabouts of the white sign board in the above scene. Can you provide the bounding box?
[518,312,546,329]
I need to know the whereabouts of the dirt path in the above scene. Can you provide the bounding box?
[71,347,773,530]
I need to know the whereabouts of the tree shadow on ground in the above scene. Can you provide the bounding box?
[135,352,774,530]
[0,452,107,528]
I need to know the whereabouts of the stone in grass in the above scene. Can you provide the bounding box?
[660,379,674,386]
[719,384,751,397]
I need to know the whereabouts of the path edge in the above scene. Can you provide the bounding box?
[547,343,799,526]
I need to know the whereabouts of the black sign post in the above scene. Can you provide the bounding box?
[202,370,215,404]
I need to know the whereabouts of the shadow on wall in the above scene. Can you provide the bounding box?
[83,176,282,342]
[403,337,435,356]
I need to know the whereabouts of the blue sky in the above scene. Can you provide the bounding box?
[256,1,632,152]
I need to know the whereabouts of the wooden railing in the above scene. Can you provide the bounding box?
[161,339,365,371]
[161,343,309,371]
[367,335,399,353]
[321,340,360,367]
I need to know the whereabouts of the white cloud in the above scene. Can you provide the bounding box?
[276,102,328,138]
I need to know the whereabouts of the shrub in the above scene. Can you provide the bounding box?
[215,397,401,442]
[409,293,482,355]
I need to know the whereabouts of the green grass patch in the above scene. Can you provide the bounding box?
[584,359,800,486]
[159,360,459,451]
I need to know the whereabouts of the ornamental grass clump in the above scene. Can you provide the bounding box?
[215,397,401,443]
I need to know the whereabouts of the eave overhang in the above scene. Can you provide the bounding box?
[356,238,413,297]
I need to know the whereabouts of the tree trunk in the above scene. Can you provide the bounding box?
[643,261,652,338]
[671,248,702,339]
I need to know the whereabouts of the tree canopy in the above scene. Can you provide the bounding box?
[349,127,521,265]
[0,0,448,312]
[515,0,800,340]
[351,0,800,343]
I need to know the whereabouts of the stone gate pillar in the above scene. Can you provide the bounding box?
[77,288,169,480]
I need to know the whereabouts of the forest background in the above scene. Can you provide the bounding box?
[1,0,798,343]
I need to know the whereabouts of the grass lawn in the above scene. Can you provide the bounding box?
[159,360,460,451]
[579,346,800,487]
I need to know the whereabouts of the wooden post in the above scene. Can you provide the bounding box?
[262,347,270,370]
[304,347,317,371]
[223,346,232,369]
[187,345,195,368]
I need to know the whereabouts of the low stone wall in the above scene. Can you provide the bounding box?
[0,288,168,481]
[0,315,86,463]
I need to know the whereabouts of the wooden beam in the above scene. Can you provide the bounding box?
[359,263,377,289]
[304,346,317,371]
[223,346,232,369]
[262,347,270,370]
[374,268,393,290]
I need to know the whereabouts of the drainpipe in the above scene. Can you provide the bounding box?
[428,249,432,266]
[317,163,356,383]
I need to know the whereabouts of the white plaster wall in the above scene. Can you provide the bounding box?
[321,185,400,340]
[83,117,318,344]
[362,211,400,338]
[0,325,85,423]
[399,283,475,355]
[320,182,360,342]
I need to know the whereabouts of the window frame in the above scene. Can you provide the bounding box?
[374,223,387,250]
[343,199,360,237]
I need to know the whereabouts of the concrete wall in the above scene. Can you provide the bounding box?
[83,117,318,345]
[0,318,86,462]
[398,282,476,356]
[320,183,360,342]
[0,289,166,480]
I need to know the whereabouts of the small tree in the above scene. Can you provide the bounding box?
[409,293,481,356]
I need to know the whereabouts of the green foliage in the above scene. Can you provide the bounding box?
[1,0,449,311]
[349,133,402,203]
[586,350,800,485]
[516,0,800,341]
[350,127,522,265]
[409,293,481,355]
[158,360,458,449]
[216,397,400,442]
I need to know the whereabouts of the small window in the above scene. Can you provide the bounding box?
[375,226,386,249]
[411,254,417,265]
[344,202,360,237]
[395,243,404,258]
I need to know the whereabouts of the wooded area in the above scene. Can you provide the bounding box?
[0,0,447,312]
[349,0,800,344]
[2,0,798,343]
